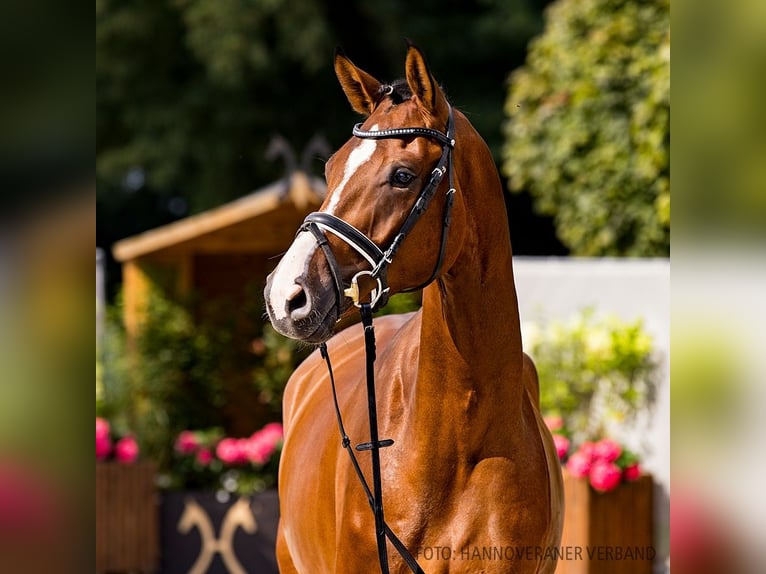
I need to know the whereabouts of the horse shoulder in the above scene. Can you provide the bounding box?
[282,311,420,427]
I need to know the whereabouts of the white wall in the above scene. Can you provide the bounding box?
[513,257,670,570]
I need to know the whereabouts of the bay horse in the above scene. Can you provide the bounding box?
[264,43,563,573]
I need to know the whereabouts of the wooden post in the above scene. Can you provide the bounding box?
[556,471,654,574]
[96,462,159,573]
[122,259,152,341]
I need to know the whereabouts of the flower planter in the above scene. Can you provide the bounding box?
[556,470,654,574]
[160,489,280,574]
[96,461,159,573]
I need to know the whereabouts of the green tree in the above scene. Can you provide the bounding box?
[502,0,669,256]
[97,1,552,289]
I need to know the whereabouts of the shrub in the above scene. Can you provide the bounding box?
[503,0,670,255]
[99,285,308,478]
[524,308,658,445]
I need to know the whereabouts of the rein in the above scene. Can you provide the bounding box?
[298,105,457,574]
[318,307,424,574]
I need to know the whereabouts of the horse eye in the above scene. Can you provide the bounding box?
[390,169,415,188]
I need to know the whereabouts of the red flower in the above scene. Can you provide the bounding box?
[196,447,213,466]
[114,436,140,464]
[245,423,284,465]
[216,438,247,465]
[552,434,570,460]
[623,462,641,481]
[589,460,622,492]
[175,431,199,455]
[593,438,622,463]
[566,451,592,478]
[96,418,112,460]
[578,441,597,461]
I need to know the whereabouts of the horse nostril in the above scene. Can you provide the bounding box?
[286,284,310,318]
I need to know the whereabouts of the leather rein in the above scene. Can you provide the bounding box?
[297,104,457,574]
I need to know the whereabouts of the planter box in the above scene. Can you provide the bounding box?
[160,489,280,574]
[556,471,654,574]
[96,461,159,573]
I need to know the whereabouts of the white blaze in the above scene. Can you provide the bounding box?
[326,126,378,214]
[269,232,317,320]
[269,130,378,320]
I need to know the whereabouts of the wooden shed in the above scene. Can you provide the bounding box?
[113,171,324,336]
[112,172,324,435]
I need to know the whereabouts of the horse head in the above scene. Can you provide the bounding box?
[265,42,465,343]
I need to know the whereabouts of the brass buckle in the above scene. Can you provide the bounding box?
[344,270,388,309]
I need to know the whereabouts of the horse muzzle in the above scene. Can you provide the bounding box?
[264,234,340,343]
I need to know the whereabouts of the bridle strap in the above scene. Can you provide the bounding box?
[352,123,455,149]
[302,212,384,269]
[319,310,425,574]
[303,105,456,312]
[300,106,458,574]
[301,221,346,309]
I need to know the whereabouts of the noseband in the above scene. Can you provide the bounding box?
[299,104,456,311]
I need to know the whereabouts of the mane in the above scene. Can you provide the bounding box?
[377,78,412,105]
[376,78,451,116]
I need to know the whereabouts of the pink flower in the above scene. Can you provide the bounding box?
[566,451,593,478]
[245,437,274,465]
[552,434,570,460]
[589,460,622,492]
[260,422,284,442]
[543,415,564,432]
[578,441,597,462]
[96,418,110,440]
[245,424,283,465]
[216,438,247,465]
[196,448,213,466]
[593,438,622,463]
[114,436,139,464]
[623,462,641,481]
[96,418,112,460]
[175,431,199,455]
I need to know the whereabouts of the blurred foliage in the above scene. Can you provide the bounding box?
[675,0,766,241]
[671,321,745,447]
[503,0,669,255]
[378,291,422,316]
[250,324,307,413]
[96,0,556,292]
[98,286,308,472]
[525,309,658,444]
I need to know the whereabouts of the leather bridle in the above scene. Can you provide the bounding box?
[299,104,456,313]
[295,104,457,574]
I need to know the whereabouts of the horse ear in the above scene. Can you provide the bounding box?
[404,41,448,119]
[334,48,382,116]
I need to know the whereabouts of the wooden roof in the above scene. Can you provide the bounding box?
[112,172,325,262]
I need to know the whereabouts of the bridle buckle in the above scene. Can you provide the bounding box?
[344,270,389,309]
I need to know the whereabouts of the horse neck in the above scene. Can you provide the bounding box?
[418,114,524,404]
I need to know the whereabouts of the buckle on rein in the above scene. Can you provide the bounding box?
[343,269,389,309]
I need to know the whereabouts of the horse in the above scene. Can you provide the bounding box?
[264,43,563,573]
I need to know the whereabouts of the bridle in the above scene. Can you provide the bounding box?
[299,104,456,313]
[294,103,457,574]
